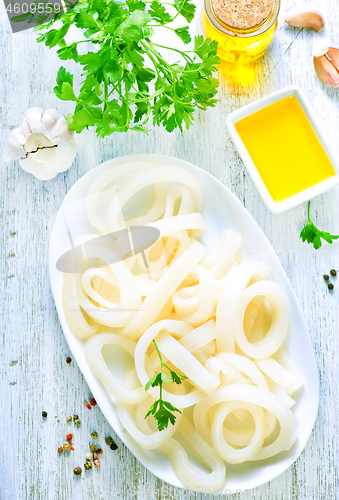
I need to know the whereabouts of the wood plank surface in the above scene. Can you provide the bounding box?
[1,0,339,498]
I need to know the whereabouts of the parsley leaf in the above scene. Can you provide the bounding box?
[36,0,219,136]
[144,340,186,431]
[300,201,339,249]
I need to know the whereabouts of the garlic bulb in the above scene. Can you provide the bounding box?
[5,107,77,180]
[314,47,339,88]
[284,9,325,32]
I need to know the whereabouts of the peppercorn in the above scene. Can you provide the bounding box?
[85,452,92,460]
[323,274,330,281]
[110,443,118,451]
[66,416,72,423]
[97,448,103,455]
[91,431,98,439]
[73,414,79,421]
[328,283,334,291]
[66,357,72,364]
[74,419,81,427]
[330,269,337,277]
[84,461,93,470]
[66,433,73,442]
[84,401,92,410]
[93,452,99,460]
[63,441,71,451]
[57,446,63,454]
[42,411,47,418]
[73,467,82,476]
[89,444,97,452]
[105,437,113,446]
[94,459,100,467]
[89,398,97,406]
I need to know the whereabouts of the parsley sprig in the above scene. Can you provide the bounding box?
[144,339,186,431]
[300,201,339,249]
[35,0,219,136]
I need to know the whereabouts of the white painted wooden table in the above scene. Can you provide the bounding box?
[1,0,339,498]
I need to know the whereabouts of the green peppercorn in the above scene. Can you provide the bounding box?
[105,437,113,446]
[89,444,97,452]
[66,416,72,423]
[91,431,98,439]
[74,419,81,427]
[330,269,337,277]
[110,443,118,450]
[324,274,330,281]
[42,411,48,418]
[328,283,334,291]
[73,467,82,476]
[84,461,93,470]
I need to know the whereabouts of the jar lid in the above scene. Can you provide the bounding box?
[211,0,274,30]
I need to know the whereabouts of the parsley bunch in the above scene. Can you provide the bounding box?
[145,340,186,431]
[300,201,339,249]
[35,0,219,136]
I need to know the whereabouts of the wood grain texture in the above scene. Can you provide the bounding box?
[1,0,339,498]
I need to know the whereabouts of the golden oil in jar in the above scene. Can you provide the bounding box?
[202,0,280,65]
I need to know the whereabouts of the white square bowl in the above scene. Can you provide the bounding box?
[226,85,339,213]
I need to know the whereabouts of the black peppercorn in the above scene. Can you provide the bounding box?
[330,269,337,277]
[110,443,118,450]
[323,274,329,281]
[73,467,82,476]
[328,283,334,291]
[42,411,47,418]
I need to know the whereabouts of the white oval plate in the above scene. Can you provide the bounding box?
[49,154,319,493]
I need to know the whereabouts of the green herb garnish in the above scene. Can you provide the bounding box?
[145,339,186,431]
[300,201,339,249]
[35,0,219,136]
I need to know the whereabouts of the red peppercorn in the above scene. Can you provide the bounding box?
[94,459,100,467]
[84,400,92,410]
[96,448,103,455]
[66,433,73,442]
[66,357,72,364]
[57,446,63,454]
[89,398,97,406]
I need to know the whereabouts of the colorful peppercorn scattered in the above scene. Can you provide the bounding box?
[89,444,97,452]
[66,416,72,423]
[330,269,337,277]
[91,431,98,440]
[93,452,99,460]
[73,414,79,421]
[66,357,72,364]
[84,461,93,470]
[328,283,334,291]
[63,442,71,451]
[57,446,63,454]
[66,433,73,442]
[73,467,82,476]
[110,443,118,451]
[74,419,81,427]
[94,459,100,467]
[89,398,97,406]
[85,452,92,461]
[97,448,103,455]
[323,274,330,281]
[105,437,113,446]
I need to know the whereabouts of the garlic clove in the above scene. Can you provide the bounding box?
[285,10,325,32]
[42,108,60,131]
[4,128,27,161]
[314,47,339,88]
[21,119,31,137]
[25,107,43,133]
[51,116,74,144]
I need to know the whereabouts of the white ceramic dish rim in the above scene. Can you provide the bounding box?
[49,154,320,493]
[226,85,339,214]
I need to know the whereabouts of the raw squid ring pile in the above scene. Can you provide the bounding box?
[62,161,303,490]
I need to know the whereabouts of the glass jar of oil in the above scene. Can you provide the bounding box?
[202,0,280,65]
